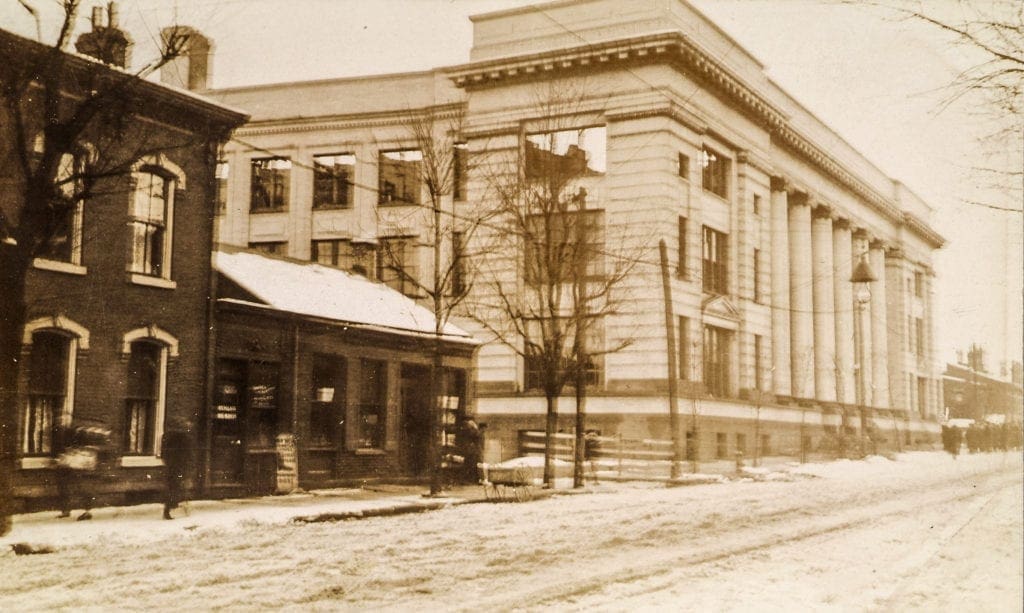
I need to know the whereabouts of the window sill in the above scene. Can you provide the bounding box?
[378,201,419,207]
[33,258,87,276]
[129,273,177,289]
[306,445,336,452]
[312,204,353,211]
[121,455,163,468]
[355,448,385,455]
[249,208,289,215]
[20,457,55,470]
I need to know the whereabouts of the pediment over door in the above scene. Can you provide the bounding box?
[701,294,740,330]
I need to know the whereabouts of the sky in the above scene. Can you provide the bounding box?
[3,0,1021,373]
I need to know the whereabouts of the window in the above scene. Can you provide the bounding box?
[735,432,747,456]
[678,152,690,179]
[124,341,163,455]
[678,316,690,380]
[377,236,419,296]
[702,226,728,295]
[760,434,771,456]
[907,315,914,352]
[249,241,287,256]
[130,170,173,278]
[453,143,468,201]
[215,160,229,215]
[701,146,729,199]
[358,359,387,449]
[753,194,762,216]
[914,271,924,298]
[716,432,728,459]
[677,216,687,278]
[22,332,72,456]
[915,317,924,357]
[250,157,291,211]
[524,209,604,286]
[379,149,422,205]
[753,248,762,302]
[704,325,730,397]
[311,356,346,446]
[917,377,928,417]
[525,125,606,180]
[312,238,375,277]
[39,152,86,265]
[754,334,764,390]
[451,231,467,296]
[313,153,355,209]
[524,317,604,390]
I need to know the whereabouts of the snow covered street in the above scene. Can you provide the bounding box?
[1,451,1020,611]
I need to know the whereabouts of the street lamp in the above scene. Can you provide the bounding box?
[851,255,876,455]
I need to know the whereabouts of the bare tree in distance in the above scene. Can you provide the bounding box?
[376,104,496,494]
[468,80,638,487]
[0,1,225,535]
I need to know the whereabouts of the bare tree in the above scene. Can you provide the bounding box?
[469,82,636,487]
[376,105,494,494]
[0,2,220,534]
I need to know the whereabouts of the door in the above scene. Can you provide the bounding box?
[400,365,432,476]
[211,360,245,485]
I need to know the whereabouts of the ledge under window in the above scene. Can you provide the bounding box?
[129,273,177,289]
[33,258,87,276]
[355,448,386,456]
[121,455,164,468]
[20,457,55,470]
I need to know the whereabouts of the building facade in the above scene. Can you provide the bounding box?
[943,362,1023,424]
[204,0,946,461]
[1,17,246,511]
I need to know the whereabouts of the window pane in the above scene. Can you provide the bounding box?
[130,171,168,276]
[379,150,422,205]
[313,153,355,208]
[701,146,729,199]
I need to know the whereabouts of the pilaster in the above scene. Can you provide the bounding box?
[769,177,792,397]
[788,192,814,400]
[884,245,906,411]
[811,204,837,403]
[832,219,855,405]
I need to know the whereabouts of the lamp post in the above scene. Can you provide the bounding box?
[851,255,876,456]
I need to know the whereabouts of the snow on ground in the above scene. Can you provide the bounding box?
[0,451,1020,611]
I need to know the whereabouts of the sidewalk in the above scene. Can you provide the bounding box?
[1,484,489,552]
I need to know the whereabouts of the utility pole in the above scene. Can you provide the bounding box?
[659,240,682,479]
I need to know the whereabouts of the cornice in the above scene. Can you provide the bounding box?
[902,212,946,248]
[235,103,465,137]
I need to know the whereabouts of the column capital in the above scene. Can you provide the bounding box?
[852,227,871,241]
[885,245,904,259]
[770,176,789,192]
[832,217,851,231]
[789,190,812,208]
[811,202,834,220]
[868,238,888,251]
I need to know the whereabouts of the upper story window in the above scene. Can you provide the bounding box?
[451,231,467,296]
[130,169,174,279]
[215,161,229,215]
[703,324,730,397]
[313,153,355,209]
[248,241,287,256]
[701,146,729,199]
[525,125,606,181]
[312,238,375,277]
[678,152,690,180]
[523,208,604,286]
[677,216,688,279]
[38,151,87,266]
[914,271,924,298]
[377,236,419,296]
[379,150,422,206]
[702,225,728,295]
[453,143,468,201]
[250,157,291,212]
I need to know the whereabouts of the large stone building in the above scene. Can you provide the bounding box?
[203,0,945,461]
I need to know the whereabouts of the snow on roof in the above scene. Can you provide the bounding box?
[213,248,476,344]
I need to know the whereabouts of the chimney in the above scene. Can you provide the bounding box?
[159,26,213,92]
[75,2,132,68]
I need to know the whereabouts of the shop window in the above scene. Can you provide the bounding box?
[358,359,387,449]
[124,341,163,455]
[130,169,174,278]
[313,153,355,209]
[310,356,347,446]
[250,157,290,211]
[453,143,468,201]
[379,149,422,205]
[22,332,72,456]
[701,146,729,199]
[525,125,606,181]
[377,236,419,296]
[702,225,728,295]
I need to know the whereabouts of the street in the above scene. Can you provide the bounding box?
[1,451,1020,611]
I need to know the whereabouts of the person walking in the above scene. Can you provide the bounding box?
[55,423,112,520]
[161,419,193,520]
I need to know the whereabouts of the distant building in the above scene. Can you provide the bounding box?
[943,362,1023,424]
[198,0,946,461]
[1,11,246,511]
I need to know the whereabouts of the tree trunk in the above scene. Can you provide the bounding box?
[543,393,557,487]
[573,372,586,488]
[0,247,31,535]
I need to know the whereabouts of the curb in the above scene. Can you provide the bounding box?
[291,498,467,523]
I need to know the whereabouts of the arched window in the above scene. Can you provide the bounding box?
[130,169,173,278]
[121,325,177,459]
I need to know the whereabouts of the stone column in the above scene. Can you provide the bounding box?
[870,242,891,409]
[811,205,837,403]
[788,193,815,400]
[770,178,792,397]
[832,219,855,405]
[852,230,873,406]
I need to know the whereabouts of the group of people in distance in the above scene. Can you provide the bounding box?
[941,420,1022,457]
[54,419,192,521]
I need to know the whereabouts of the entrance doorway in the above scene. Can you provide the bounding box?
[400,364,432,476]
[210,359,280,495]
